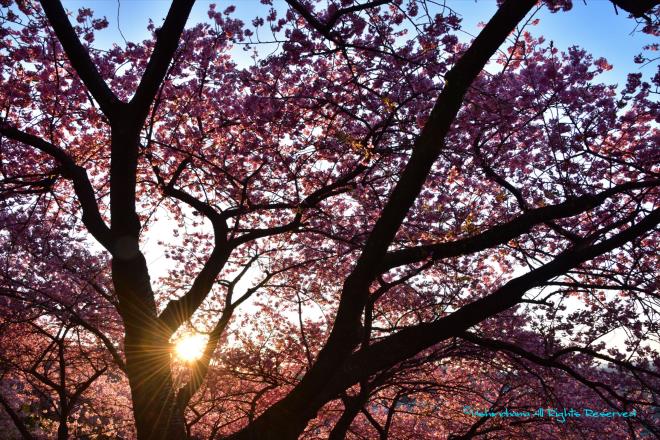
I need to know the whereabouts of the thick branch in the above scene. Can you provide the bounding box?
[159,158,225,226]
[157,234,230,335]
[327,207,660,396]
[157,163,230,334]
[230,213,303,247]
[38,0,121,117]
[0,126,113,250]
[129,0,196,125]
[380,180,660,271]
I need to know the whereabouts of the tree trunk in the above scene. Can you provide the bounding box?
[57,415,68,440]
[113,253,188,440]
[124,343,187,440]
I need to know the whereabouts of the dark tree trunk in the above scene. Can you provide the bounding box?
[113,244,188,440]
[57,415,68,440]
[124,345,187,440]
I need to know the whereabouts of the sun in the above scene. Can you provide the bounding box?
[174,333,207,362]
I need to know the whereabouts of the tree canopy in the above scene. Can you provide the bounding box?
[0,0,658,439]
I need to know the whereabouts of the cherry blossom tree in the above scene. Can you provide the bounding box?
[0,211,129,439]
[0,0,658,439]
